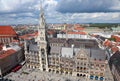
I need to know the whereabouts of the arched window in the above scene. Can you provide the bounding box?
[84,67,86,70]
[80,74,82,76]
[41,48,45,55]
[80,67,82,69]
[83,74,86,77]
[49,69,51,72]
[77,73,79,76]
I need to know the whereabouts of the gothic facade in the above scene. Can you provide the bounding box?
[24,5,113,81]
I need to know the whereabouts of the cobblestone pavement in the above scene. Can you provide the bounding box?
[4,66,99,81]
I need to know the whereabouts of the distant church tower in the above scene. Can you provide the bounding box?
[37,4,49,71]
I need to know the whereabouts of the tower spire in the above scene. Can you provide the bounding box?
[39,1,45,28]
[38,0,47,42]
[37,1,49,71]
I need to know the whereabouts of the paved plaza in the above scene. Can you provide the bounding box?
[3,66,81,81]
[3,65,103,81]
[4,68,81,81]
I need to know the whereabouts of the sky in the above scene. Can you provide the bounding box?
[0,0,120,25]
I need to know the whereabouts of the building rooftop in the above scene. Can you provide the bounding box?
[51,46,106,61]
[0,26,17,36]
[109,51,120,71]
[111,35,120,42]
[90,48,106,61]
[48,38,99,48]
[103,39,111,47]
[50,46,61,54]
[19,32,38,40]
[0,49,16,59]
[29,44,39,52]
[61,47,74,58]
[0,44,22,59]
[67,31,86,35]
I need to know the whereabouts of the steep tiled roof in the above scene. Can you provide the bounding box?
[0,43,3,51]
[28,32,38,36]
[0,49,16,59]
[19,32,38,40]
[47,31,54,35]
[50,46,61,54]
[90,48,106,61]
[74,27,84,31]
[0,46,2,51]
[103,39,111,47]
[67,31,86,35]
[48,38,99,48]
[0,26,17,36]
[111,35,120,42]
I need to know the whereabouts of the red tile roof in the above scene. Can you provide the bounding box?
[0,49,16,59]
[19,35,31,40]
[103,39,111,47]
[0,36,15,38]
[19,32,38,40]
[111,46,119,53]
[67,31,86,35]
[12,39,19,42]
[0,26,17,36]
[0,43,3,51]
[74,27,84,31]
[61,30,66,33]
[0,47,2,51]
[90,34,97,37]
[74,24,84,31]
[47,31,54,35]
[28,32,38,36]
[111,35,120,42]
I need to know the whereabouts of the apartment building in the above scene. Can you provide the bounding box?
[0,44,24,77]
[0,26,18,44]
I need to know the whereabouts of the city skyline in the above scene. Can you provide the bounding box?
[0,0,120,25]
[0,2,120,80]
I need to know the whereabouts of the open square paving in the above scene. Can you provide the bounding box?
[3,66,89,81]
[3,65,109,81]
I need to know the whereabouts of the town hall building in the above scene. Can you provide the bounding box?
[24,5,113,81]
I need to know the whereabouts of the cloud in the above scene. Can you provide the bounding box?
[0,0,120,25]
[54,12,120,23]
[0,0,38,14]
[56,0,120,13]
[0,0,59,24]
